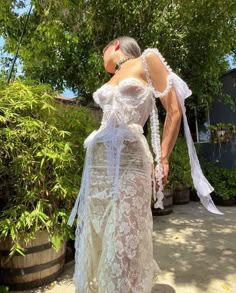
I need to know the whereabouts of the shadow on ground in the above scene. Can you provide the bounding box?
[152,283,176,293]
[152,202,236,293]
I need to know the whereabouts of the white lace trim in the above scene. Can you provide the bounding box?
[141,48,173,98]
[150,104,164,209]
[141,48,174,209]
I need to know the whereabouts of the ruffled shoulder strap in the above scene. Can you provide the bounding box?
[141,48,223,215]
[141,48,173,98]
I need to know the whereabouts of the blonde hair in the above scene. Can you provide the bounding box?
[103,36,141,58]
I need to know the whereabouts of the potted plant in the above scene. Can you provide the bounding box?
[208,122,236,144]
[0,80,97,290]
[169,136,194,205]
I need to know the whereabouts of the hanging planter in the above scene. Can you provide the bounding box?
[208,122,236,144]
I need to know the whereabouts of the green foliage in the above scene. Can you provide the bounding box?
[168,136,195,189]
[0,79,98,256]
[203,162,236,200]
[218,92,236,113]
[54,102,99,165]
[0,0,235,105]
[0,285,9,293]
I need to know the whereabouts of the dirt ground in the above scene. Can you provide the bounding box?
[10,201,236,293]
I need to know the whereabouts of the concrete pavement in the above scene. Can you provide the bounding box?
[11,202,236,293]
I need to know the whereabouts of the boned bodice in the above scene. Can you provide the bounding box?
[93,77,155,128]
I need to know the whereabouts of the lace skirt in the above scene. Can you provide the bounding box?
[73,137,161,293]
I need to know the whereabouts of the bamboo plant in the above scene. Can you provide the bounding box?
[0,79,98,256]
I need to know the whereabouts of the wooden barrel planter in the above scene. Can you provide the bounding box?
[152,189,174,216]
[0,230,66,291]
[173,185,190,205]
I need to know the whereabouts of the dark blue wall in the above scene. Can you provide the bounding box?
[200,136,236,168]
[199,68,236,168]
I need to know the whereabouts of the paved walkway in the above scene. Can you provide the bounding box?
[11,202,236,293]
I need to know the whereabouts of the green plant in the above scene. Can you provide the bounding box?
[168,136,195,190]
[2,0,235,106]
[0,79,98,256]
[208,122,236,144]
[0,285,9,293]
[203,162,236,200]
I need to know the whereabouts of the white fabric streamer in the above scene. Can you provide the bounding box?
[171,72,223,214]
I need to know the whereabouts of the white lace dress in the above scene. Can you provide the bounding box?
[68,48,223,293]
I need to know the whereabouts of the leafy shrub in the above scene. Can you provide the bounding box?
[203,161,236,200]
[0,285,9,293]
[0,80,98,256]
[168,136,195,189]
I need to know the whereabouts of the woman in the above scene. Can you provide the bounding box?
[68,36,223,293]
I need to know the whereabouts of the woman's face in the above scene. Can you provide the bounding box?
[102,42,117,74]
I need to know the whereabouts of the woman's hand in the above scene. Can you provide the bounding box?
[161,160,169,188]
[153,160,169,191]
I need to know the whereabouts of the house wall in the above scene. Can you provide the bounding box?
[199,69,236,168]
[210,71,236,124]
[199,137,236,168]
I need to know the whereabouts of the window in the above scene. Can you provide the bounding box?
[187,104,211,143]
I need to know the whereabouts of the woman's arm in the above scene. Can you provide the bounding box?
[159,86,182,163]
[142,50,223,215]
[144,52,183,185]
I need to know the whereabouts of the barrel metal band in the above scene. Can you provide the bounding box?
[0,242,53,257]
[0,253,65,277]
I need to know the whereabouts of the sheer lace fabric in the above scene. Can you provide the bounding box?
[73,141,160,292]
[68,47,223,293]
[68,76,161,292]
